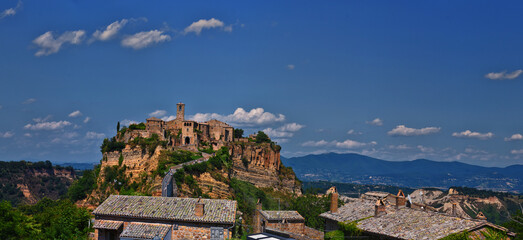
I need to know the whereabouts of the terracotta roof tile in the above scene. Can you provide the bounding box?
[93,195,237,224]
[260,211,304,221]
[120,222,171,239]
[357,208,484,240]
[320,198,375,222]
[93,220,123,230]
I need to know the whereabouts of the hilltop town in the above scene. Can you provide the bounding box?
[1,104,520,239]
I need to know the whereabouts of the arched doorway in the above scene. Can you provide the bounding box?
[185,137,190,145]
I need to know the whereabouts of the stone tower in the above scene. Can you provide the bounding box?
[176,102,185,121]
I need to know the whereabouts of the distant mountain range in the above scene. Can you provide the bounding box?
[55,162,97,170]
[282,153,523,193]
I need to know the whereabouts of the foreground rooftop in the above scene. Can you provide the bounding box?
[93,195,237,224]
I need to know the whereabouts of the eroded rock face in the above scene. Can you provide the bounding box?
[103,145,163,181]
[95,141,301,200]
[196,172,232,199]
[229,142,302,195]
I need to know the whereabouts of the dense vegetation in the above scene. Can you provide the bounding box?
[503,212,523,240]
[100,137,125,153]
[67,169,96,202]
[128,122,146,130]
[255,131,270,143]
[234,128,244,139]
[0,198,91,240]
[0,160,74,205]
[156,150,201,175]
[128,133,168,155]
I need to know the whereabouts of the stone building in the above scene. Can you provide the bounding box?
[143,103,234,149]
[253,201,324,240]
[93,195,237,240]
[320,188,515,239]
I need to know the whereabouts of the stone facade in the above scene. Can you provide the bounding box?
[93,195,236,240]
[254,205,323,240]
[136,103,234,149]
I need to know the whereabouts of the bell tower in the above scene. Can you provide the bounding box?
[176,103,185,121]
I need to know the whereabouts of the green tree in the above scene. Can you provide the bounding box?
[67,169,96,202]
[117,121,120,132]
[24,198,91,240]
[0,201,40,239]
[118,152,124,166]
[234,129,244,139]
[290,194,332,230]
[255,131,270,143]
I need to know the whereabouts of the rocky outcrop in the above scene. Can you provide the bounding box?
[229,142,302,195]
[409,188,510,220]
[195,172,232,199]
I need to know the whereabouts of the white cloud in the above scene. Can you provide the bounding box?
[287,64,295,70]
[192,107,285,126]
[511,149,523,155]
[22,98,36,104]
[336,139,376,149]
[24,133,31,137]
[366,118,383,126]
[33,30,86,56]
[278,123,304,132]
[302,140,330,147]
[68,110,82,118]
[24,120,71,130]
[388,125,441,136]
[161,116,176,121]
[0,0,22,19]
[485,69,523,80]
[83,117,91,123]
[504,133,523,141]
[0,131,14,138]
[302,139,376,149]
[92,19,128,41]
[272,138,289,143]
[121,30,171,49]
[263,123,305,138]
[184,18,228,35]
[224,25,233,32]
[33,115,52,123]
[452,130,493,140]
[388,144,411,150]
[149,110,167,118]
[121,119,138,126]
[416,145,434,153]
[85,131,105,139]
[347,129,362,135]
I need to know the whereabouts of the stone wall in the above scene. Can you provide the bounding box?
[266,221,305,236]
[171,224,231,240]
[103,145,163,183]
[303,226,324,240]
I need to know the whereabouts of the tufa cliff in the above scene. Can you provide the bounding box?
[85,105,301,205]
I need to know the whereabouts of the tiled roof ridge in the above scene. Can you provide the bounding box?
[93,195,237,224]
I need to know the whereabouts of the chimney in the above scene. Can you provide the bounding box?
[254,199,263,233]
[330,186,338,213]
[396,190,406,207]
[452,202,457,217]
[195,197,204,217]
[374,199,387,217]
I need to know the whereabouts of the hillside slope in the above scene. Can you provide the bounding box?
[0,161,76,205]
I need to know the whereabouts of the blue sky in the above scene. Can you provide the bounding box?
[1,0,523,167]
